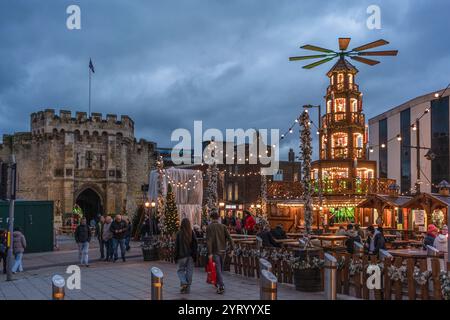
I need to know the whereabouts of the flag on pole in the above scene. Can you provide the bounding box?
[89,58,95,73]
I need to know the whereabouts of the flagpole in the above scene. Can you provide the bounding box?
[89,66,91,118]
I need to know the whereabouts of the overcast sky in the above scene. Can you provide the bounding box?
[1,0,449,160]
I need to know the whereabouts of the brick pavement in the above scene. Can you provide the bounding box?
[0,256,358,300]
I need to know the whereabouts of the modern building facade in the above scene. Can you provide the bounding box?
[368,89,450,195]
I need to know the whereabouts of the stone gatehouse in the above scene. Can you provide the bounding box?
[0,109,157,227]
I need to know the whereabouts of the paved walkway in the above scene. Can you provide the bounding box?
[0,256,357,300]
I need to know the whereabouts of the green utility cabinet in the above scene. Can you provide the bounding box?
[0,200,54,253]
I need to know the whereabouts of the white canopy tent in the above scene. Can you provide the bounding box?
[148,167,203,226]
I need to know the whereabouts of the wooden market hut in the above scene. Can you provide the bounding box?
[401,180,450,232]
[356,193,412,228]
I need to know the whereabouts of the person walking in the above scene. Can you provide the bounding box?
[75,218,91,267]
[102,216,113,261]
[11,227,27,273]
[96,216,106,260]
[175,218,198,294]
[0,229,8,274]
[124,216,132,251]
[110,214,127,262]
[206,209,234,294]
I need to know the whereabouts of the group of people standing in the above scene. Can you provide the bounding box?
[221,210,257,235]
[74,214,132,267]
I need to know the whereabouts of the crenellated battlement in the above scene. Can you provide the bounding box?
[30,109,135,139]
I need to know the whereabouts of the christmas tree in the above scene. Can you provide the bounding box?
[163,184,179,236]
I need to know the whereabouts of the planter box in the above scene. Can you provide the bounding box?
[142,247,160,261]
[292,247,323,292]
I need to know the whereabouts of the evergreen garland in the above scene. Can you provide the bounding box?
[163,184,179,236]
[206,159,218,214]
[156,156,166,232]
[300,111,313,235]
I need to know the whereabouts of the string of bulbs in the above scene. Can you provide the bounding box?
[368,89,449,152]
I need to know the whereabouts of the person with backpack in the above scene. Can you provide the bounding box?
[0,229,8,274]
[206,209,234,294]
[75,217,91,267]
[175,218,198,294]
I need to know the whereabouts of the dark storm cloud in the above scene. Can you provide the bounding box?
[1,0,449,159]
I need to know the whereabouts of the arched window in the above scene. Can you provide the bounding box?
[327,100,332,113]
[350,98,358,112]
[337,73,344,84]
[331,132,348,159]
[348,74,353,84]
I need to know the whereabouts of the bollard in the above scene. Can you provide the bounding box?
[260,269,277,300]
[52,275,66,300]
[324,253,337,300]
[259,258,272,273]
[151,267,164,300]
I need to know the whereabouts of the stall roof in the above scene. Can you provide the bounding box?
[357,194,412,208]
[402,192,450,208]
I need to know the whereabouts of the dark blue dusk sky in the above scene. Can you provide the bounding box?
[1,0,449,159]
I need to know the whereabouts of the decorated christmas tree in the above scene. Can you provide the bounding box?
[163,184,179,236]
[201,204,209,227]
[156,155,166,232]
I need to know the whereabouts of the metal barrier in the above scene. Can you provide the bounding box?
[324,253,337,300]
[259,258,272,273]
[260,269,277,300]
[151,267,164,300]
[52,275,66,300]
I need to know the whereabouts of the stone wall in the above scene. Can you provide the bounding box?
[0,110,157,228]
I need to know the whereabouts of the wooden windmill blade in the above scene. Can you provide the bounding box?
[351,39,389,52]
[350,56,380,66]
[338,37,351,51]
[302,57,335,69]
[289,54,331,61]
[300,44,335,53]
[357,50,398,56]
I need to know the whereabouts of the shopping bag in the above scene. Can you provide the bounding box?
[206,257,217,286]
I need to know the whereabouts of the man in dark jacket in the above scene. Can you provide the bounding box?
[271,224,287,240]
[206,209,234,294]
[258,226,281,248]
[75,218,91,267]
[110,215,128,262]
[365,225,386,255]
